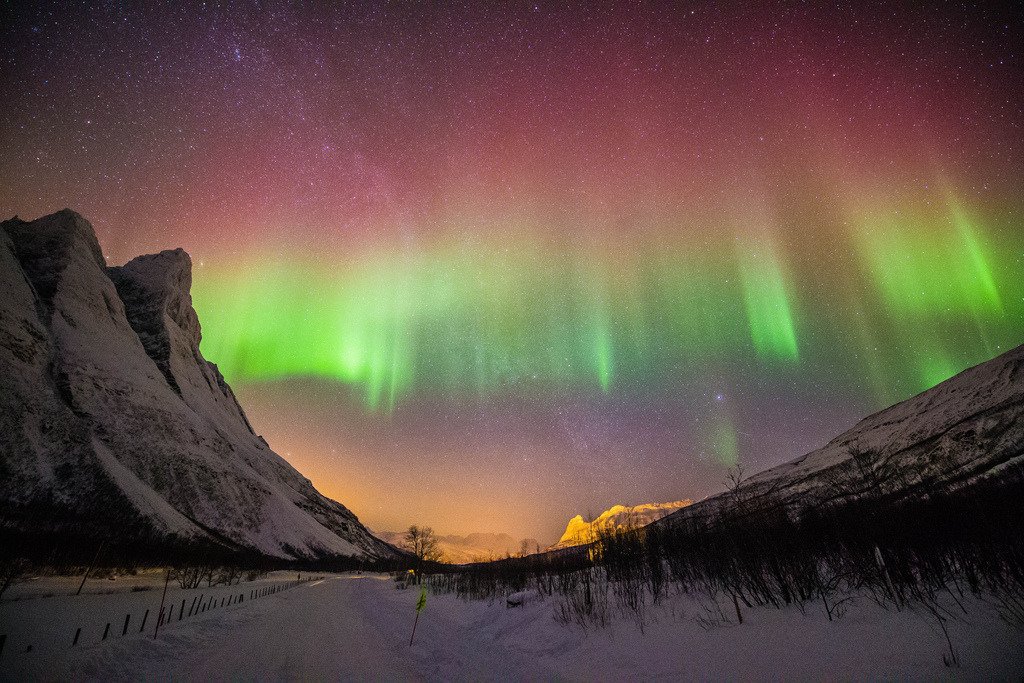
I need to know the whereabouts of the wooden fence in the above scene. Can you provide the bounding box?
[0,574,325,659]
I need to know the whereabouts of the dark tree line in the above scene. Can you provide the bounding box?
[425,458,1024,652]
[0,527,417,597]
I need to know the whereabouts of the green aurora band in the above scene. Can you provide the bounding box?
[192,192,1024,412]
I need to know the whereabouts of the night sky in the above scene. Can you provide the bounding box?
[3,1,1023,543]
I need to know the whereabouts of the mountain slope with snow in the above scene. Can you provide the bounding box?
[0,209,399,560]
[661,342,1024,526]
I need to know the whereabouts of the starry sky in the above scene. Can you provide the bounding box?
[2,1,1023,543]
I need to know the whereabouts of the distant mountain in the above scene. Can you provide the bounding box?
[0,209,400,561]
[551,500,693,549]
[376,530,542,564]
[659,343,1024,527]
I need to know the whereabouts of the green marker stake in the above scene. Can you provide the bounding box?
[409,587,427,645]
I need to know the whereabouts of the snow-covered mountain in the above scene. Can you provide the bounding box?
[550,500,693,549]
[0,209,400,560]
[661,342,1024,526]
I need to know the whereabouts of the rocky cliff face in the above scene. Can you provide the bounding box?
[0,209,399,560]
[550,500,693,549]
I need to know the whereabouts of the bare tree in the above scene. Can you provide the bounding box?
[725,463,746,493]
[404,525,442,581]
[213,565,243,586]
[519,539,541,557]
[174,562,212,589]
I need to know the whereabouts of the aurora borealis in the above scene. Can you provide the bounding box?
[2,1,1022,542]
[189,193,1019,410]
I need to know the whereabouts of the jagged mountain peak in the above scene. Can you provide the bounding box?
[108,248,205,399]
[110,248,199,344]
[0,209,400,561]
[2,209,108,317]
[552,500,693,549]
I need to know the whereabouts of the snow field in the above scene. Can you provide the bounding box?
[2,572,1022,681]
[0,570,316,662]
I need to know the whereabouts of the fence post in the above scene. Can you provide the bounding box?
[180,598,186,620]
[102,623,110,641]
[122,613,131,636]
[75,541,105,596]
[153,568,171,640]
[139,609,149,633]
[72,628,81,646]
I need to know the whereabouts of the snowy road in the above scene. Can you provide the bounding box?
[3,573,1023,681]
[2,575,557,681]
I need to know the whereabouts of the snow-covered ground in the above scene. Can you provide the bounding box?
[2,572,1022,681]
[0,569,316,658]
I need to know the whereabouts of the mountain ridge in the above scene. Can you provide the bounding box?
[0,209,400,561]
[551,500,693,549]
[657,342,1024,528]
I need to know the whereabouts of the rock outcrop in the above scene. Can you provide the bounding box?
[551,500,693,549]
[0,210,400,560]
